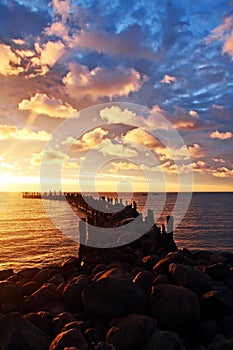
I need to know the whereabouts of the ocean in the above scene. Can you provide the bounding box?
[0,192,232,271]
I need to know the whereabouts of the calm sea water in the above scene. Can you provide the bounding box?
[0,192,232,271]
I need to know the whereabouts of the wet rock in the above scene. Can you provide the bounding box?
[201,290,233,318]
[21,283,58,312]
[62,321,87,333]
[85,327,102,347]
[24,311,52,334]
[20,281,41,296]
[49,329,88,350]
[106,314,157,350]
[207,338,233,350]
[48,274,65,287]
[17,267,40,280]
[52,312,75,335]
[153,274,168,286]
[82,277,147,319]
[148,284,200,329]
[152,252,183,275]
[0,281,22,305]
[94,343,116,350]
[202,263,231,281]
[63,275,90,311]
[97,268,132,281]
[0,268,14,280]
[0,302,18,313]
[141,330,186,350]
[141,255,160,270]
[0,312,50,350]
[169,263,211,290]
[34,269,53,283]
[133,271,154,292]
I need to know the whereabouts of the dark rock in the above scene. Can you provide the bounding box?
[85,327,101,347]
[48,274,65,287]
[17,267,40,280]
[152,252,184,275]
[34,268,59,283]
[0,302,18,313]
[49,329,88,350]
[219,315,233,332]
[201,290,233,318]
[61,257,79,268]
[141,255,160,270]
[24,311,52,334]
[133,271,154,292]
[169,263,211,290]
[106,314,157,350]
[63,275,90,311]
[82,277,147,319]
[202,263,231,281]
[0,268,14,280]
[207,338,233,350]
[0,281,22,305]
[148,284,200,329]
[21,283,58,312]
[96,268,132,281]
[20,281,41,296]
[141,330,186,350]
[191,320,220,345]
[153,274,168,286]
[0,312,50,349]
[52,312,75,335]
[94,343,116,350]
[62,321,87,333]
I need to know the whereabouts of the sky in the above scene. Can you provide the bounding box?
[0,0,232,192]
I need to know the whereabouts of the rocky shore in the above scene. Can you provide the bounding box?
[1,229,233,350]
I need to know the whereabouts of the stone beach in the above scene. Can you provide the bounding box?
[1,224,233,350]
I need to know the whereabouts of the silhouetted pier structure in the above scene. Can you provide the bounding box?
[22,191,176,252]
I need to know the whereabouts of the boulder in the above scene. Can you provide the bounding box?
[201,290,233,318]
[148,284,200,329]
[140,255,160,270]
[0,268,14,280]
[17,267,40,280]
[63,275,90,311]
[82,277,147,319]
[0,312,50,350]
[20,281,41,296]
[141,330,186,350]
[106,314,157,350]
[52,312,75,335]
[169,263,211,290]
[207,338,233,350]
[49,329,88,350]
[24,311,52,334]
[202,263,231,281]
[21,283,58,312]
[133,271,154,292]
[0,281,22,305]
[96,268,132,282]
[152,252,183,276]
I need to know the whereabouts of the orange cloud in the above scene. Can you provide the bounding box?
[124,128,163,149]
[0,125,51,141]
[188,144,205,158]
[160,74,177,84]
[30,40,65,76]
[19,93,77,118]
[63,63,147,99]
[210,130,233,140]
[73,127,108,151]
[0,43,23,76]
[213,167,233,177]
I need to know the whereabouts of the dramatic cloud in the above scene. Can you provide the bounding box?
[0,125,51,141]
[188,144,205,159]
[63,63,148,99]
[100,140,138,158]
[19,93,77,118]
[73,128,108,151]
[210,130,233,140]
[124,128,163,149]
[213,166,233,177]
[31,148,79,169]
[0,43,23,76]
